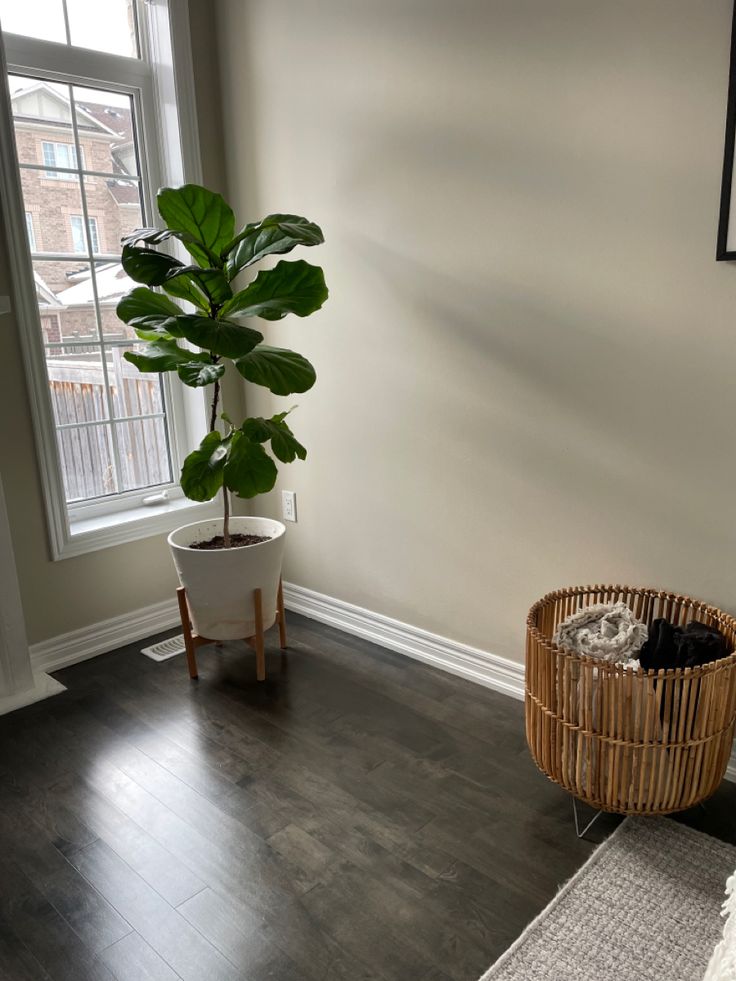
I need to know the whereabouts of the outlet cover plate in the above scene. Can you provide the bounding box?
[282,490,297,522]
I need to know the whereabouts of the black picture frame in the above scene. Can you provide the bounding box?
[717,1,736,259]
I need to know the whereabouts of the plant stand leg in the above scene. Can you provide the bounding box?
[277,577,287,650]
[572,796,603,839]
[176,587,199,681]
[253,588,266,682]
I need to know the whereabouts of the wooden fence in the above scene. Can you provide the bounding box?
[47,348,172,502]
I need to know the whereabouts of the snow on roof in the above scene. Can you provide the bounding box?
[58,263,135,306]
[34,270,59,306]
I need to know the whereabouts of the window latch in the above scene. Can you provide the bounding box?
[141,490,169,507]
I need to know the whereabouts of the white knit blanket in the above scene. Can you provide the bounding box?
[704,873,736,981]
[553,602,648,664]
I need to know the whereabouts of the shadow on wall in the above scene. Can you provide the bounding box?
[221,0,736,654]
[348,230,736,569]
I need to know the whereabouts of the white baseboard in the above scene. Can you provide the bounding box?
[283,581,736,785]
[30,597,179,674]
[282,581,525,701]
[27,580,736,785]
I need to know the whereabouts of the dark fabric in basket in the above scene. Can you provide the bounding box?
[640,620,728,737]
[640,620,729,671]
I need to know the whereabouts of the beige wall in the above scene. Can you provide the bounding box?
[0,1,226,645]
[216,0,736,664]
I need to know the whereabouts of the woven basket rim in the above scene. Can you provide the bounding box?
[527,583,736,679]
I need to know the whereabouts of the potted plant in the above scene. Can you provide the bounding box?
[116,184,327,643]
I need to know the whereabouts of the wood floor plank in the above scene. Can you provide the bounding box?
[31,864,132,955]
[50,772,207,908]
[177,886,380,981]
[0,859,117,981]
[97,932,181,981]
[0,914,53,981]
[67,838,239,981]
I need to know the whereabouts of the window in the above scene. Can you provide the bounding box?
[42,139,83,177]
[24,211,35,249]
[70,214,99,254]
[0,1,213,558]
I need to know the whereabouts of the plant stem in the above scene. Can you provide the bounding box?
[209,378,220,433]
[222,484,231,547]
[208,356,228,543]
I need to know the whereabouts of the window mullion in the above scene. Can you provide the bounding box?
[60,0,71,47]
[57,412,165,432]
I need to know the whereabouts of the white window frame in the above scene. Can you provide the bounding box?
[0,0,219,560]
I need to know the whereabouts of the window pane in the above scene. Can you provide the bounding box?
[18,164,84,255]
[66,0,138,58]
[70,215,85,253]
[57,423,117,502]
[0,0,66,44]
[68,215,100,254]
[94,263,137,341]
[47,348,110,426]
[110,346,165,418]
[105,177,143,237]
[24,212,37,250]
[34,259,99,344]
[73,86,139,177]
[115,418,172,492]
[10,76,75,167]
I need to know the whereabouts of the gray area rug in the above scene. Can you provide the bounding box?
[479,818,736,981]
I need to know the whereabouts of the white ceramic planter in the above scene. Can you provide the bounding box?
[168,516,286,640]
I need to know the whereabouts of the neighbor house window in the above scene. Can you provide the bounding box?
[0,1,213,558]
[24,210,35,249]
[42,140,83,177]
[70,214,99,254]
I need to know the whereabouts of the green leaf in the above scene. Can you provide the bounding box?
[116,287,183,327]
[241,412,307,463]
[162,274,209,312]
[220,260,328,321]
[157,185,235,267]
[122,227,178,249]
[235,345,316,395]
[224,214,324,279]
[223,431,278,499]
[122,244,183,286]
[122,225,216,264]
[123,339,206,374]
[172,315,263,358]
[132,325,174,341]
[176,361,225,387]
[181,431,228,501]
[165,266,232,306]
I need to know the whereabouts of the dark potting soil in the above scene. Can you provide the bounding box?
[189,533,271,550]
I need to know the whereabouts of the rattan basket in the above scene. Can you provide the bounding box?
[526,585,736,815]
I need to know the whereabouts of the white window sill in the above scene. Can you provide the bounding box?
[57,495,222,560]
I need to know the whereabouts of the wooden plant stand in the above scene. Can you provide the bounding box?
[176,578,287,682]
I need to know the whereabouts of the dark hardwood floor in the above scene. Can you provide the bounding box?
[1,612,735,981]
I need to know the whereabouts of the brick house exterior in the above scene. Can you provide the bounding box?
[12,81,140,346]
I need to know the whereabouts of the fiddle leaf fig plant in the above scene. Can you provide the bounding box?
[116,184,326,547]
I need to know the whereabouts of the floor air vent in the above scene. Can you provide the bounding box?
[141,636,185,662]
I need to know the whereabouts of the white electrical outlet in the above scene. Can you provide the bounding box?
[282,490,297,522]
